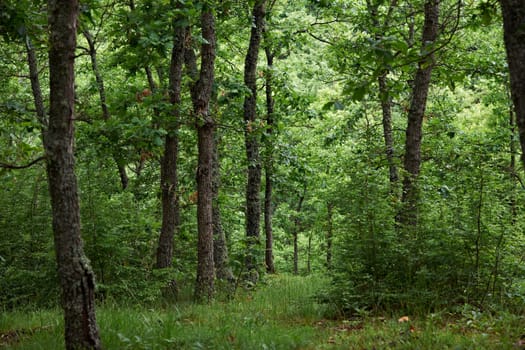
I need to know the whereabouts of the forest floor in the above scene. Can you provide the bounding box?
[1,274,524,349]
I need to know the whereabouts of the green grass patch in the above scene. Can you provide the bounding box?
[1,274,523,349]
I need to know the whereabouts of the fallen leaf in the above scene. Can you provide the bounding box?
[398,316,410,323]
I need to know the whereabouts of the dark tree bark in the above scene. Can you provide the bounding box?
[212,134,234,281]
[306,232,312,274]
[83,29,129,190]
[145,66,157,92]
[378,72,398,186]
[191,7,216,303]
[500,1,525,171]
[326,202,334,270]
[263,43,276,274]
[292,186,305,276]
[82,30,109,121]
[508,88,518,223]
[367,0,399,188]
[156,6,186,274]
[399,0,440,229]
[134,64,158,178]
[292,231,299,275]
[46,0,101,348]
[243,0,266,282]
[25,37,46,128]
[157,134,179,269]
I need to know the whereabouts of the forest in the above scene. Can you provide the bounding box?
[1,0,525,349]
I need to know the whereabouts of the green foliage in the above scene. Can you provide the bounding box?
[1,0,525,339]
[0,0,46,43]
[318,81,525,314]
[0,167,57,309]
[2,275,524,349]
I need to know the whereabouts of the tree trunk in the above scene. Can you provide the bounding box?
[326,202,334,270]
[82,31,109,121]
[508,87,517,223]
[264,168,275,273]
[500,1,525,171]
[243,0,267,282]
[156,7,185,274]
[292,186,306,275]
[213,134,234,281]
[263,43,276,274]
[368,0,399,189]
[157,135,180,269]
[306,233,312,275]
[195,119,215,302]
[399,0,440,229]
[46,0,101,348]
[293,231,299,275]
[83,29,129,190]
[191,8,216,303]
[25,37,46,128]
[145,66,157,92]
[378,72,398,186]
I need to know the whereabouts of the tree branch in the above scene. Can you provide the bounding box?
[0,156,46,170]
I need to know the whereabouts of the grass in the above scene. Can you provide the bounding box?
[1,274,524,349]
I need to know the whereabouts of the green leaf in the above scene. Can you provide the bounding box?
[352,85,367,101]
[153,136,163,147]
[334,101,345,110]
[480,11,492,26]
[390,39,408,54]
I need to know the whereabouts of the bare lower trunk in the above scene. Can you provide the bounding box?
[195,122,215,302]
[264,167,275,273]
[263,44,275,274]
[212,135,234,281]
[508,90,517,223]
[192,8,216,303]
[243,0,267,281]
[293,232,298,275]
[307,233,312,274]
[500,1,525,171]
[399,0,440,230]
[326,202,334,270]
[292,186,305,275]
[156,7,185,275]
[46,0,101,348]
[157,136,180,268]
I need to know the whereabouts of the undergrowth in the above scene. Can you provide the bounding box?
[1,274,523,349]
